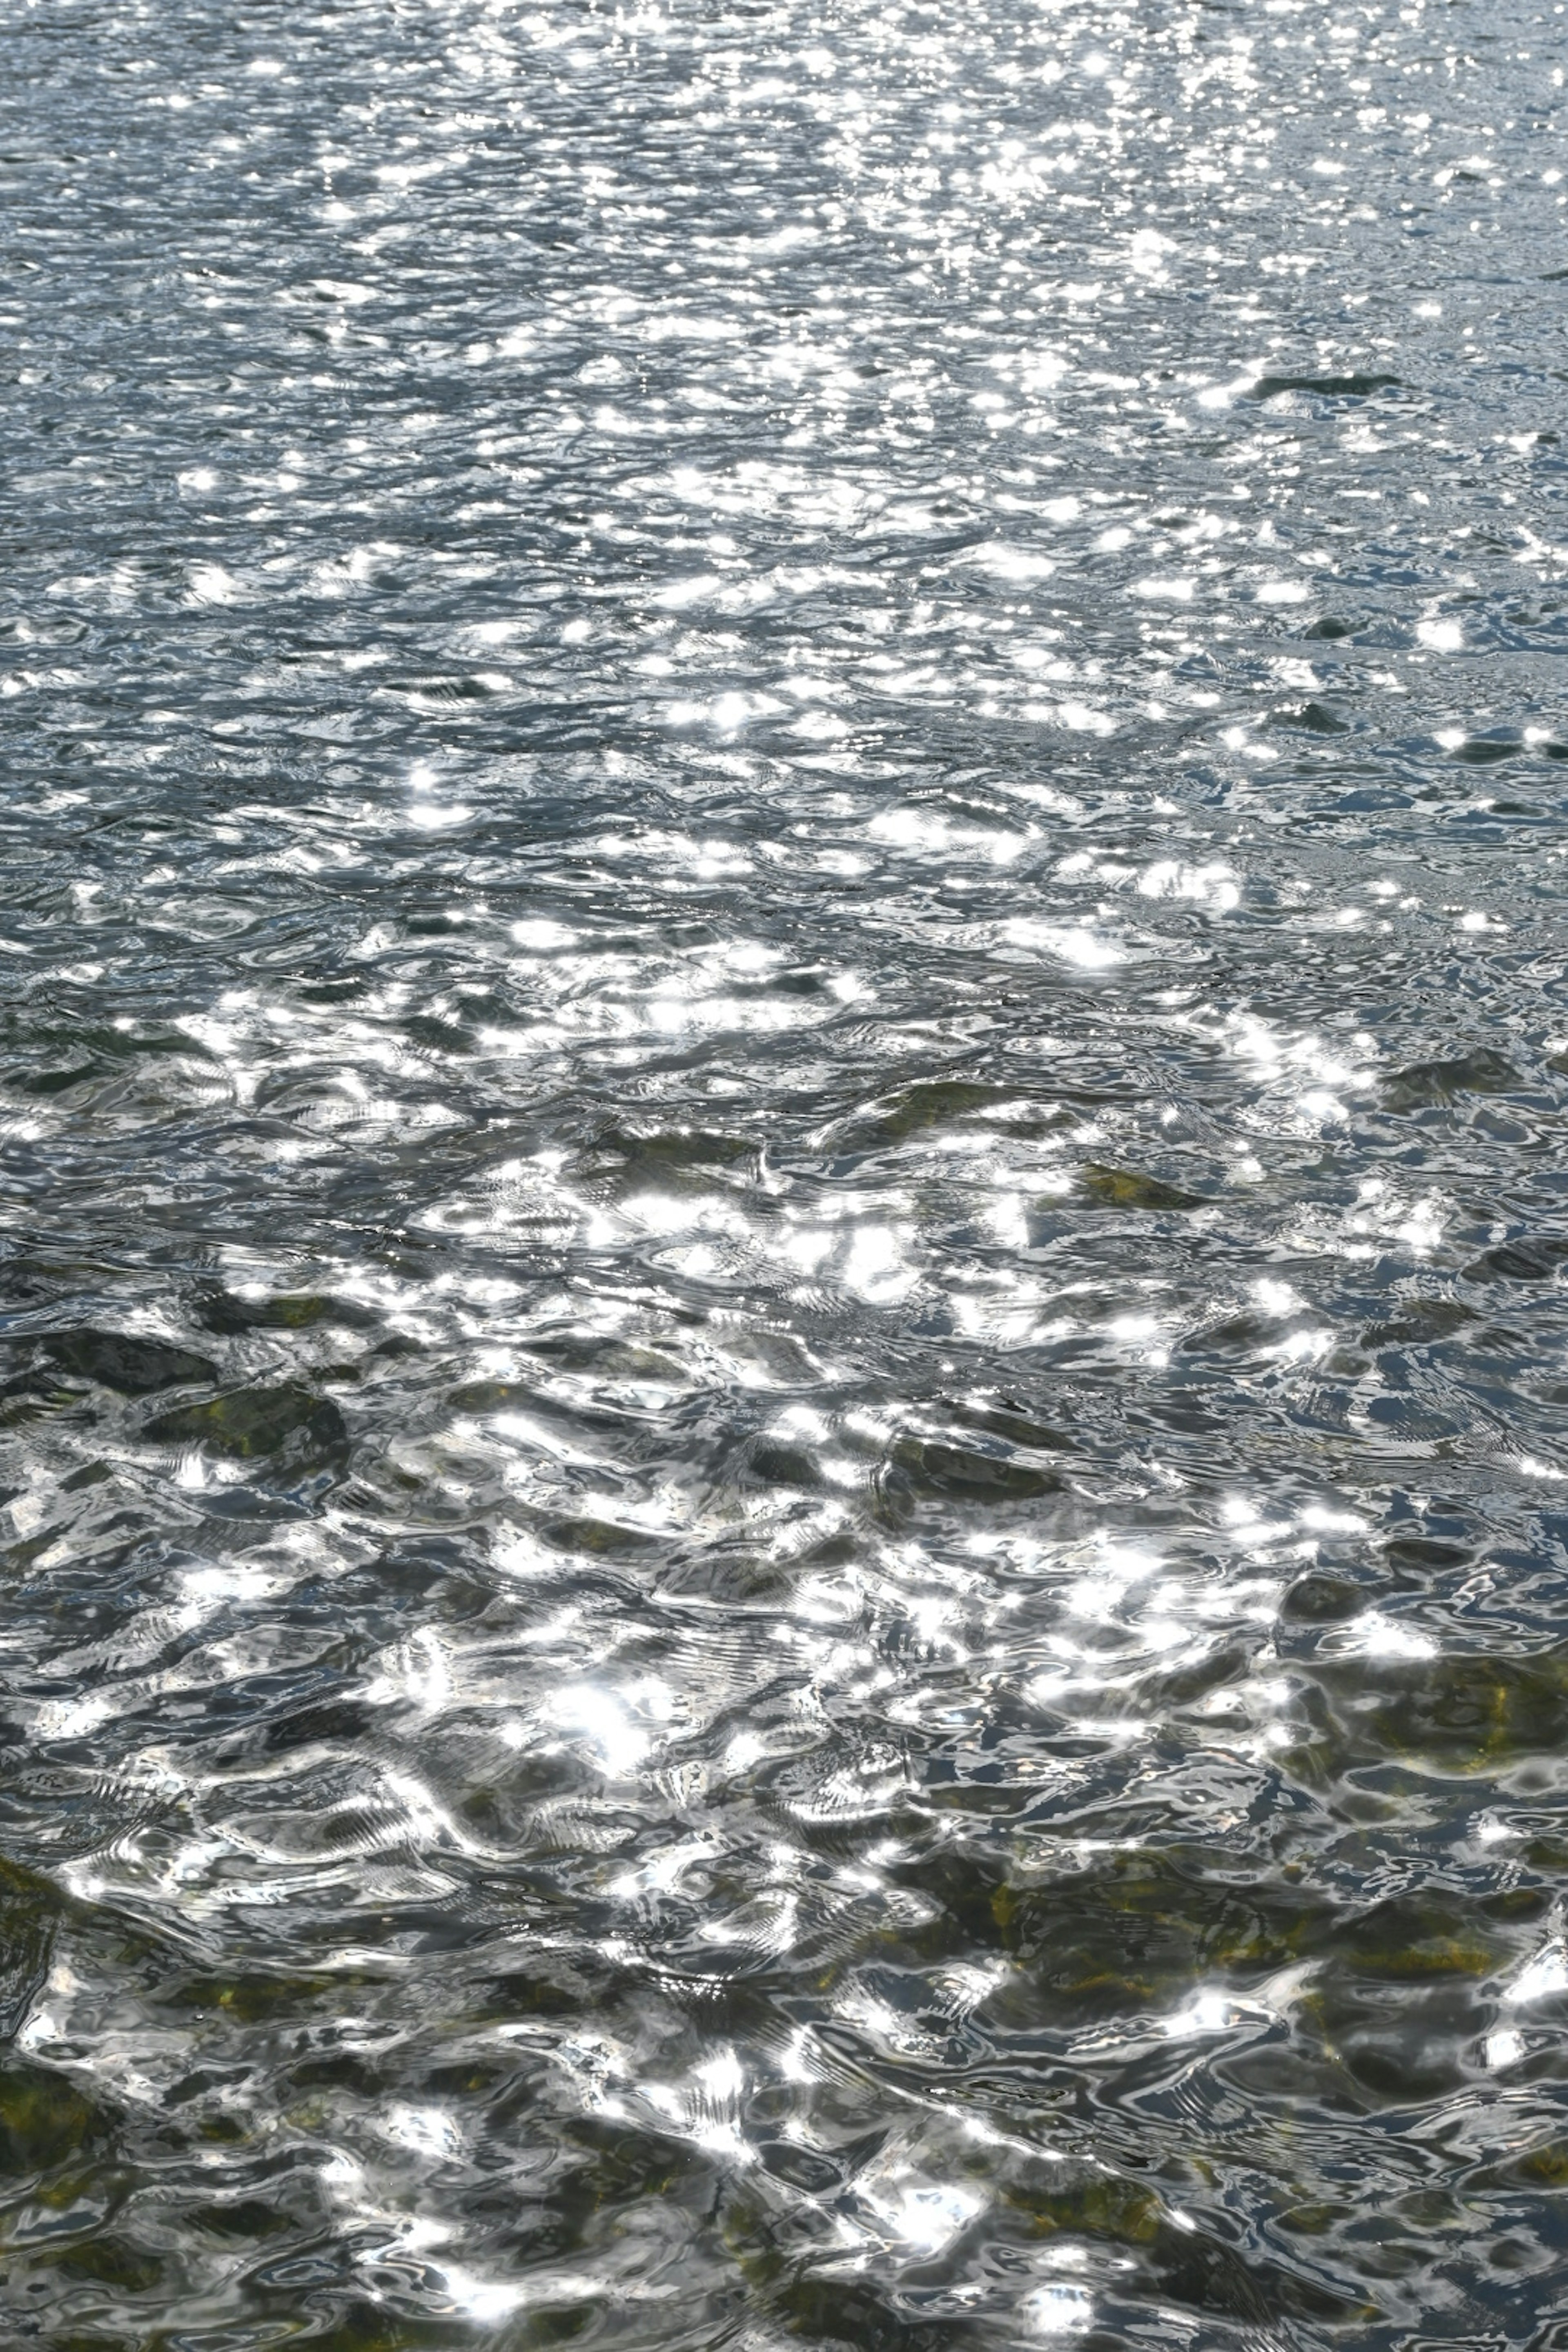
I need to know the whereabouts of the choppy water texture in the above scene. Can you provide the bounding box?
[4,0,1568,2344]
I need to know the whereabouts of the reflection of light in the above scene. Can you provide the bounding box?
[623,1190,699,1237]
[610,1837,712,1900]
[639,2045,754,2165]
[548,1681,673,1777]
[973,543,1056,582]
[782,1223,833,1274]
[1503,1945,1568,2007]
[437,2266,526,2324]
[857,2173,983,2256]
[695,2047,744,2101]
[1341,1616,1438,1662]
[1003,920,1125,970]
[1138,859,1239,909]
[1108,1311,1163,1349]
[1264,1327,1332,1365]
[1025,2284,1094,2337]
[870,806,1027,864]
[1163,1989,1233,2039]
[844,1223,914,1303]
[188,563,236,604]
[383,2104,461,2160]
[550,1688,648,1776]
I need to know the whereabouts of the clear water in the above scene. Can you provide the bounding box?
[4,1,1568,2343]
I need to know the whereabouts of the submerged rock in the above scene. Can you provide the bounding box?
[195,1288,375,1335]
[0,1854,58,2044]
[889,1433,1062,1501]
[42,1328,215,1394]
[1251,371,1401,399]
[1384,1047,1522,1109]
[840,1078,1016,1151]
[0,2057,111,2179]
[1295,1651,1568,1775]
[145,1384,348,1463]
[1082,1164,1204,1211]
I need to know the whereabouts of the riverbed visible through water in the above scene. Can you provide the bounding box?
[3,1,1568,2344]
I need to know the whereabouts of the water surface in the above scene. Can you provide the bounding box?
[4,1,1568,2344]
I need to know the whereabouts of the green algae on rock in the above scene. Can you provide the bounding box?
[41,1329,216,1394]
[144,1384,348,1463]
[1080,1165,1205,1211]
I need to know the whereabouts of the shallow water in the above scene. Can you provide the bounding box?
[3,0,1568,2343]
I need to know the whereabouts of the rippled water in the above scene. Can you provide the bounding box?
[4,0,1568,2342]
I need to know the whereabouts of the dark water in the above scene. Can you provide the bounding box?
[3,0,1568,2343]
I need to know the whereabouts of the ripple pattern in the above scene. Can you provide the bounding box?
[3,1,1568,2345]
